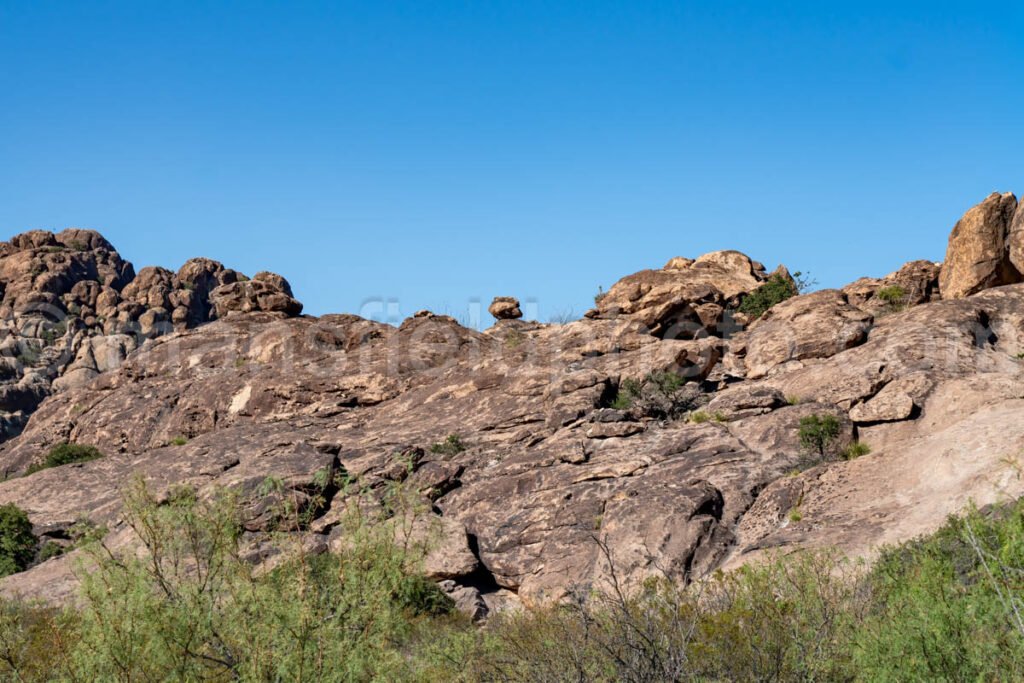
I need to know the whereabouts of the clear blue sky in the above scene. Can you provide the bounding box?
[2,2,1023,324]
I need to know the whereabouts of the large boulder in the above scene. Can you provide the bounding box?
[939,192,1019,299]
[0,229,305,443]
[209,272,303,317]
[727,290,873,379]
[1009,199,1024,277]
[594,250,774,338]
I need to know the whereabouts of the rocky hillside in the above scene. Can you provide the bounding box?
[2,192,1024,621]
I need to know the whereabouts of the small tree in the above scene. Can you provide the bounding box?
[0,504,36,578]
[68,478,452,680]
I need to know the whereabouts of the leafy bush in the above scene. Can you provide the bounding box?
[843,441,872,459]
[430,434,466,456]
[798,413,842,458]
[0,504,36,578]
[472,549,864,682]
[610,371,700,420]
[738,273,799,319]
[0,600,72,680]
[36,541,66,563]
[33,480,454,681]
[25,443,103,475]
[876,284,907,307]
[854,502,1024,680]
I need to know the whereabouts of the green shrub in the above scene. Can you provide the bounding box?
[876,284,908,311]
[169,435,188,446]
[610,371,698,420]
[430,434,466,456]
[843,441,872,459]
[738,273,799,319]
[689,410,726,424]
[63,479,453,680]
[0,504,36,578]
[473,549,863,682]
[7,493,1024,680]
[25,443,103,475]
[36,541,66,563]
[798,414,842,458]
[854,502,1024,680]
[0,600,73,680]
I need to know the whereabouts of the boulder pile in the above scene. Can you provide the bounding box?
[0,228,301,438]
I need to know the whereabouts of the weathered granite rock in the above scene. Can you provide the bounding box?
[594,250,772,337]
[727,290,874,379]
[0,230,305,443]
[939,192,1019,299]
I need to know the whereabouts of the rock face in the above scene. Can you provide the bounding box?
[3,196,1024,622]
[0,229,302,440]
[488,296,522,320]
[939,192,1020,299]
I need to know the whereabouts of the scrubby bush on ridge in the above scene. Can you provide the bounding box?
[25,442,104,475]
[610,370,701,420]
[738,272,799,318]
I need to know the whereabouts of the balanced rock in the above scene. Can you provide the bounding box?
[488,296,522,320]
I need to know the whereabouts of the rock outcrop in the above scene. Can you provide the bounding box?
[842,259,941,315]
[3,192,1024,622]
[590,250,770,337]
[0,229,302,439]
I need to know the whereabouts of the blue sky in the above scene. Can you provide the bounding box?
[2,2,1023,323]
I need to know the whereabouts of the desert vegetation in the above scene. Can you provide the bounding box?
[737,272,799,319]
[24,443,104,475]
[610,371,702,420]
[0,504,35,578]
[4,484,1024,681]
